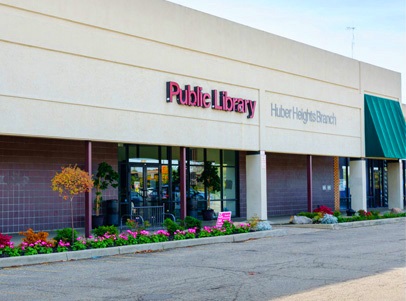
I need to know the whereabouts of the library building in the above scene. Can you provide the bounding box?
[0,0,405,234]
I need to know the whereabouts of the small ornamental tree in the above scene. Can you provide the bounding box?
[93,162,119,216]
[198,161,221,209]
[51,165,93,242]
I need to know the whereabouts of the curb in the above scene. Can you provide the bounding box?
[283,217,405,230]
[0,229,287,269]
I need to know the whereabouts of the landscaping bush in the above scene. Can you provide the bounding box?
[180,216,202,230]
[314,205,333,215]
[297,212,318,219]
[221,221,235,235]
[3,212,404,259]
[357,209,372,217]
[255,221,272,231]
[174,228,197,240]
[125,218,150,231]
[163,218,183,235]
[92,225,118,237]
[321,214,338,224]
[247,214,261,230]
[0,233,12,247]
[20,228,54,245]
[54,228,78,244]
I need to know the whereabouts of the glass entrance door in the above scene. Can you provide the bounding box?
[129,164,160,207]
[367,160,388,208]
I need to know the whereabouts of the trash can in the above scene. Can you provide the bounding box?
[105,199,119,226]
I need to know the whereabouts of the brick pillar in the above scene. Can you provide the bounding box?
[334,157,340,211]
[85,141,92,237]
[307,155,313,212]
[179,147,187,219]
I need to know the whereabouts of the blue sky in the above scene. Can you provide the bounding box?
[168,0,406,103]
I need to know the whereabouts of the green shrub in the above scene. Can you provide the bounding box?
[54,228,78,244]
[297,212,318,219]
[163,218,183,235]
[181,216,202,230]
[92,225,118,237]
[125,218,150,231]
[383,212,406,218]
[221,221,235,235]
[333,211,341,217]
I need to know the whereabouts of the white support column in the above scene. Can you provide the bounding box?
[388,160,403,210]
[246,151,267,220]
[349,159,367,211]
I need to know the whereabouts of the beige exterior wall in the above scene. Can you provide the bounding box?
[0,0,402,157]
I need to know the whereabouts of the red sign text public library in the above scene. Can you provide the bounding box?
[166,81,257,119]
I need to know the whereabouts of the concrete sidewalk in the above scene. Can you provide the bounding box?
[273,267,406,301]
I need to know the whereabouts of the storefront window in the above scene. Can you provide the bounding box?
[139,145,159,163]
[339,158,350,210]
[366,159,388,208]
[118,144,126,162]
[119,145,239,219]
[223,150,236,166]
[223,167,236,200]
[207,148,220,165]
[403,161,406,207]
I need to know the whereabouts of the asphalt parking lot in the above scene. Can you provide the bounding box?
[0,221,405,301]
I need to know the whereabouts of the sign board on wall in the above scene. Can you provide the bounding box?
[166,81,257,119]
[270,103,337,125]
[265,92,361,138]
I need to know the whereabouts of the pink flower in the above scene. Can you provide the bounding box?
[155,230,170,236]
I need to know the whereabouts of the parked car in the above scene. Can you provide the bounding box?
[130,191,143,206]
[189,188,205,200]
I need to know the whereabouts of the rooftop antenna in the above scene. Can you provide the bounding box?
[346,26,355,58]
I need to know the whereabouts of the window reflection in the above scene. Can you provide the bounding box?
[119,145,239,219]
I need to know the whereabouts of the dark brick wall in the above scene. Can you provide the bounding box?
[0,136,118,233]
[312,156,335,210]
[267,153,307,215]
[267,153,334,216]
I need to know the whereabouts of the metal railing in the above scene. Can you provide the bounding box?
[120,204,175,231]
[340,196,352,210]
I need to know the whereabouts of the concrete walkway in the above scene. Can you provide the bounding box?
[273,267,406,301]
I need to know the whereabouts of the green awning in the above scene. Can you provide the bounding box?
[365,94,406,159]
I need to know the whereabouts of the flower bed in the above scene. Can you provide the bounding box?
[296,206,406,224]
[0,221,253,258]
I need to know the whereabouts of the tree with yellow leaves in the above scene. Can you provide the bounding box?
[51,165,93,242]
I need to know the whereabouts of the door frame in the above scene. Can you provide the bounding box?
[128,162,161,207]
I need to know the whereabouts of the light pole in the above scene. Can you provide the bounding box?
[346,26,355,58]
